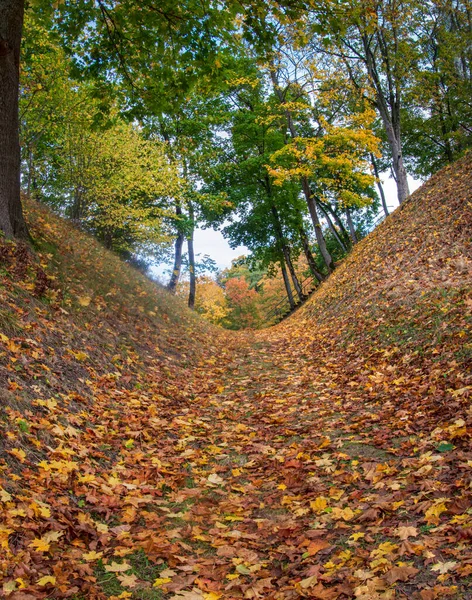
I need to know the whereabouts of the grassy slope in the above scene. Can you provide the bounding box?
[0,155,471,600]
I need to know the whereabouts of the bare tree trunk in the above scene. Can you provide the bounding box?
[187,200,195,309]
[269,202,303,302]
[167,203,185,293]
[283,246,303,302]
[383,118,410,204]
[299,226,324,283]
[317,202,349,253]
[371,153,389,216]
[361,36,410,204]
[280,256,295,310]
[345,207,358,244]
[0,0,28,239]
[301,178,334,272]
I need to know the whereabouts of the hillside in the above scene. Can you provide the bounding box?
[1,155,471,600]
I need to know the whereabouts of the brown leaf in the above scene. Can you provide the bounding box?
[385,566,419,584]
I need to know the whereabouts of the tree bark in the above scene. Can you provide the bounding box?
[280,256,295,310]
[301,178,334,271]
[269,202,303,302]
[345,207,358,244]
[0,0,28,239]
[187,200,196,309]
[299,226,324,283]
[317,202,349,253]
[283,245,303,302]
[167,202,185,293]
[371,153,389,216]
[361,34,410,204]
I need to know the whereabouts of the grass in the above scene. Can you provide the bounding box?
[94,550,166,599]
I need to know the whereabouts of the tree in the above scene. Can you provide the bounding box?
[0,0,28,238]
[306,0,420,204]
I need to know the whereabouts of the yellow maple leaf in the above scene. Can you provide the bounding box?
[77,295,91,307]
[0,487,12,502]
[9,448,26,463]
[37,575,56,586]
[424,501,447,525]
[153,577,172,587]
[29,538,50,552]
[43,530,63,543]
[310,496,328,513]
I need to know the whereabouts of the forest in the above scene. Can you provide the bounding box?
[1,0,471,327]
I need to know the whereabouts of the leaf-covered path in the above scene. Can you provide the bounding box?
[147,328,470,600]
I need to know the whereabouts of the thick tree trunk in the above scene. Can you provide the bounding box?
[280,257,295,311]
[299,226,324,283]
[371,153,389,216]
[301,178,333,272]
[187,200,195,309]
[345,207,358,244]
[0,0,28,239]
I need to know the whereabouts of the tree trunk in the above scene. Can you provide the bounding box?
[361,35,410,204]
[383,118,410,204]
[269,202,303,302]
[167,203,185,293]
[345,207,358,244]
[0,0,28,239]
[317,202,349,253]
[299,226,324,283]
[371,153,389,216]
[187,200,195,309]
[301,178,334,271]
[280,257,295,310]
[283,245,303,302]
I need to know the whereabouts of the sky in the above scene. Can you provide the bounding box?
[152,172,423,283]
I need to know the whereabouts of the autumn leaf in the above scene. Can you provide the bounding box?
[117,573,139,588]
[77,295,91,307]
[36,575,56,586]
[82,550,103,561]
[9,448,26,463]
[304,540,330,557]
[105,561,132,572]
[431,562,457,574]
[385,566,419,583]
[29,538,50,552]
[310,496,328,513]
[394,526,418,540]
[0,488,12,502]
